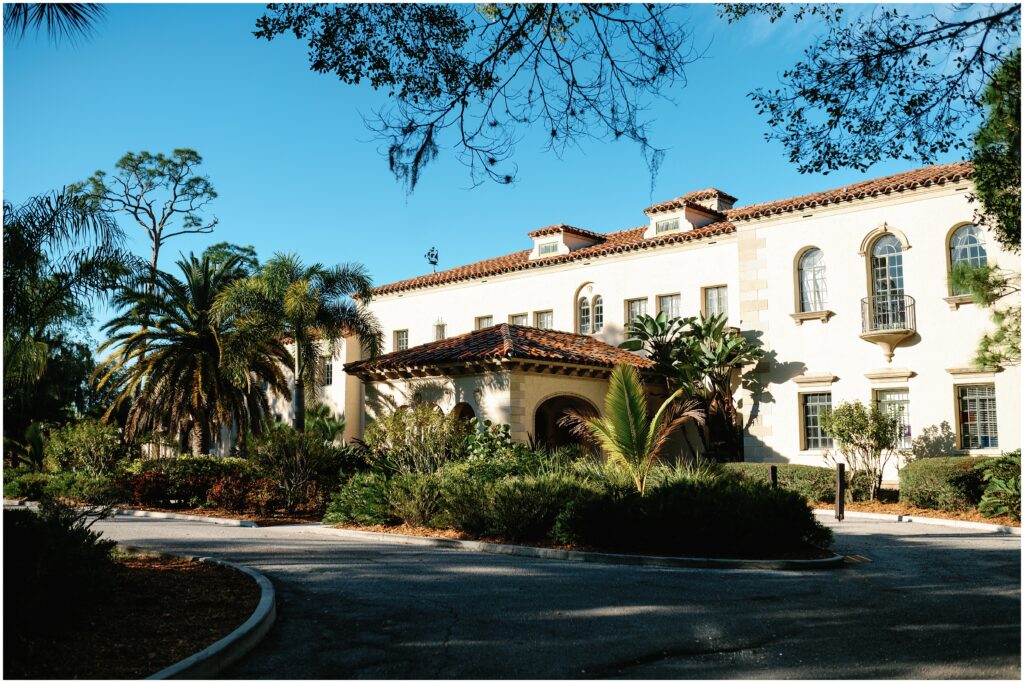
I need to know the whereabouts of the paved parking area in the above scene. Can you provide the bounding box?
[84,514,1020,679]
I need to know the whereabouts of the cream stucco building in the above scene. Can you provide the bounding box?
[286,162,1018,472]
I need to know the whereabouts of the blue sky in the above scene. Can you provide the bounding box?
[5,3,972,309]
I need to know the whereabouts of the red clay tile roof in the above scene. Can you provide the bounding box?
[371,162,972,297]
[372,220,734,295]
[644,188,737,215]
[345,324,655,374]
[728,161,974,221]
[527,224,607,241]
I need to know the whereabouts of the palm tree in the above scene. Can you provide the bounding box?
[560,363,704,496]
[4,3,106,43]
[95,253,291,454]
[214,253,383,432]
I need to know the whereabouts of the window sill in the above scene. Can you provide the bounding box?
[943,294,975,310]
[790,310,834,325]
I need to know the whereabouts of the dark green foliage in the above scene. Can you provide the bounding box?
[976,451,1021,521]
[44,472,126,505]
[361,402,471,475]
[3,3,106,43]
[489,474,591,543]
[323,472,396,526]
[973,50,1020,253]
[553,479,833,556]
[723,462,874,503]
[387,473,443,527]
[43,418,127,476]
[121,455,249,507]
[4,499,116,646]
[3,469,51,500]
[434,470,494,536]
[899,457,988,511]
[208,474,250,512]
[251,428,349,511]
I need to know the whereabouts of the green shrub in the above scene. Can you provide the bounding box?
[4,498,116,642]
[976,451,1021,521]
[489,474,592,542]
[250,428,349,511]
[323,472,396,526]
[3,469,52,500]
[246,477,285,515]
[208,474,250,512]
[43,419,128,477]
[362,403,471,474]
[899,456,987,511]
[553,478,832,556]
[435,470,494,536]
[44,472,127,505]
[387,472,443,526]
[723,463,836,502]
[123,455,248,507]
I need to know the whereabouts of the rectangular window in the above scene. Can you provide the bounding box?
[320,357,333,386]
[957,384,999,449]
[509,313,528,326]
[802,392,833,450]
[538,241,559,255]
[534,310,554,329]
[657,294,681,319]
[434,323,446,341]
[876,389,911,449]
[704,285,728,319]
[655,218,679,234]
[626,298,648,324]
[394,330,409,351]
[475,315,493,330]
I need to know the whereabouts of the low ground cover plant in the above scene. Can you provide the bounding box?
[722,462,874,502]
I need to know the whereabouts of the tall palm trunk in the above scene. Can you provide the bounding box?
[293,343,306,432]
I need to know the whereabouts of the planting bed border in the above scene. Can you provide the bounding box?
[812,508,1021,535]
[296,524,845,570]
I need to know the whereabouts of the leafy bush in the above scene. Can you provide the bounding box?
[489,474,592,542]
[251,428,347,511]
[553,478,833,556]
[3,469,52,500]
[43,419,128,477]
[4,498,116,642]
[122,455,248,507]
[435,469,494,536]
[123,469,172,506]
[387,472,443,526]
[361,403,471,474]
[820,400,903,500]
[323,472,396,526]
[208,474,250,512]
[899,456,988,511]
[724,462,860,502]
[45,472,127,505]
[976,451,1021,521]
[246,477,285,515]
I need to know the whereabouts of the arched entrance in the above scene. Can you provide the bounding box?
[451,402,476,421]
[533,395,598,450]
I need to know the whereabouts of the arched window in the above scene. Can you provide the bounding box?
[798,248,828,312]
[592,296,604,332]
[950,224,988,294]
[870,235,906,328]
[578,297,591,334]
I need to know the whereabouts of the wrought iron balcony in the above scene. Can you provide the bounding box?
[860,294,916,362]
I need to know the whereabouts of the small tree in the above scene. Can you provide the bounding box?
[820,400,903,501]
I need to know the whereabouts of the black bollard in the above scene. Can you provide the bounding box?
[770,464,778,489]
[835,463,846,521]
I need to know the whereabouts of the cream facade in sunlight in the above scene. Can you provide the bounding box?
[283,162,1020,472]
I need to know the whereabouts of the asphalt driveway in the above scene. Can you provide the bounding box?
[82,514,1020,679]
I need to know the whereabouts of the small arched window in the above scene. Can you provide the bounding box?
[578,297,591,334]
[798,248,828,312]
[950,224,988,294]
[592,296,604,332]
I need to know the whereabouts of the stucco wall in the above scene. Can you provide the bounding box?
[740,184,1020,475]
[361,371,512,427]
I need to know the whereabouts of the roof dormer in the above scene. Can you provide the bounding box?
[642,188,736,239]
[527,224,606,260]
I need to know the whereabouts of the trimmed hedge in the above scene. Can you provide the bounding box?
[552,479,833,557]
[722,463,873,502]
[899,456,988,511]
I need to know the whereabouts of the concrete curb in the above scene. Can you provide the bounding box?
[813,508,1021,535]
[295,524,845,571]
[127,552,277,680]
[112,508,259,528]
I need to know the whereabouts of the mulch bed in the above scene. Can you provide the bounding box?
[812,500,1020,527]
[330,522,835,560]
[5,555,260,679]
